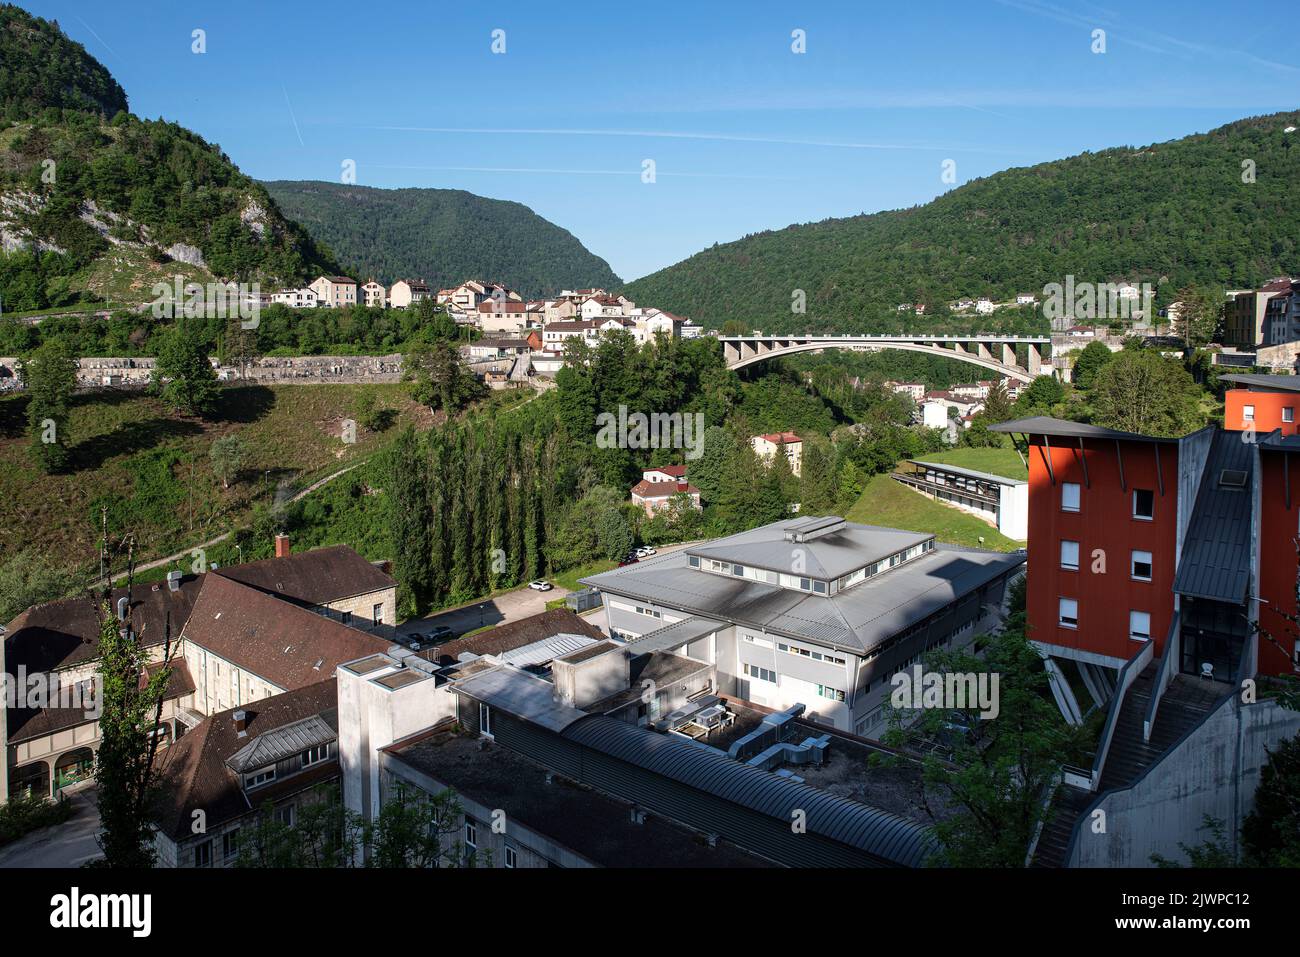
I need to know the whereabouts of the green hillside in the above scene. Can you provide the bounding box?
[0,4,338,312]
[263,180,621,297]
[625,111,1300,333]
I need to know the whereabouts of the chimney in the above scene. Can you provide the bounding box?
[233,709,248,736]
[676,480,688,493]
[115,596,129,621]
[166,570,182,592]
[275,534,291,559]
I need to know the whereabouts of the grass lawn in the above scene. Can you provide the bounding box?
[845,471,1022,551]
[0,382,431,572]
[908,445,1028,481]
[553,558,616,592]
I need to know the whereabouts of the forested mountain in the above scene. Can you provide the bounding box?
[0,4,338,311]
[625,111,1300,333]
[263,180,621,298]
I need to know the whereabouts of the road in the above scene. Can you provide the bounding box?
[0,788,102,868]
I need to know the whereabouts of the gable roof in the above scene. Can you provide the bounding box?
[182,575,389,690]
[631,479,699,499]
[154,679,339,841]
[213,545,395,607]
[5,574,204,674]
[416,608,604,666]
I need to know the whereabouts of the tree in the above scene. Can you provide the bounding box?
[1174,285,1224,349]
[595,507,634,562]
[153,327,219,415]
[1071,340,1114,389]
[387,427,432,617]
[367,786,472,868]
[209,435,245,489]
[404,341,483,413]
[980,379,1014,423]
[881,595,1085,867]
[687,426,730,505]
[1012,374,1065,416]
[20,337,78,473]
[1090,349,1203,436]
[93,582,179,867]
[1242,734,1300,866]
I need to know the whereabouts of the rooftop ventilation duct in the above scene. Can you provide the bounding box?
[783,516,847,543]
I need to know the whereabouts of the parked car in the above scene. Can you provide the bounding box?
[635,546,657,558]
[426,625,454,642]
[618,555,639,567]
[528,580,553,592]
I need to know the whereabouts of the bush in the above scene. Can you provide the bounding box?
[0,794,73,846]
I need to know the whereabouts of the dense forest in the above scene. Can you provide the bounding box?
[625,111,1300,333]
[0,4,339,312]
[264,180,621,298]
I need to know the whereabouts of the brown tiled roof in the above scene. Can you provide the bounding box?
[154,679,339,842]
[631,479,700,499]
[645,464,687,479]
[213,545,394,607]
[5,575,204,674]
[756,431,802,445]
[182,575,389,690]
[476,301,527,313]
[545,319,600,331]
[417,608,603,666]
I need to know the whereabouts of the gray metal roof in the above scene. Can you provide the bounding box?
[225,712,337,773]
[451,665,587,733]
[1220,373,1300,393]
[910,459,1026,486]
[561,715,934,866]
[683,519,932,581]
[1173,431,1254,603]
[496,632,599,668]
[625,615,726,653]
[990,415,1179,444]
[584,523,1024,655]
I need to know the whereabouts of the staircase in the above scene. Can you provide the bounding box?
[1031,664,1227,867]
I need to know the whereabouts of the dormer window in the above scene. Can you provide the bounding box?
[246,767,276,788]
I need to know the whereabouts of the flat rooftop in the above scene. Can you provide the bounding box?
[387,726,773,868]
[684,519,933,581]
[910,459,1026,487]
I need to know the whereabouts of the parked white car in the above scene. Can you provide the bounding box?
[528,580,553,592]
[635,546,657,558]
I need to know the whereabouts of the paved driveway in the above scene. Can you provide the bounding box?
[0,787,102,868]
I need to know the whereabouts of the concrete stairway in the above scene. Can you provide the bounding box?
[1031,663,1226,867]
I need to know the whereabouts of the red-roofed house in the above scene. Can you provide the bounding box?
[630,479,701,517]
[750,432,803,476]
[643,464,688,484]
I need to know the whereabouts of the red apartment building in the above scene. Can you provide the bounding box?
[993,409,1297,711]
[1221,372,1300,436]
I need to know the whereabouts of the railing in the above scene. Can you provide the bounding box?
[1143,612,1181,742]
[1088,639,1154,791]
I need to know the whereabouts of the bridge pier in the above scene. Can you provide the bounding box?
[1028,343,1042,377]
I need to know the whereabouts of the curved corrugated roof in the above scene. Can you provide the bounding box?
[562,715,934,866]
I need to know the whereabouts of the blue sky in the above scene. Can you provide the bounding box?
[21,0,1300,280]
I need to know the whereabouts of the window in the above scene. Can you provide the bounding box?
[1133,489,1154,520]
[341,610,352,624]
[743,663,776,684]
[505,845,518,869]
[1286,408,1295,424]
[1243,404,1255,422]
[223,829,240,861]
[1129,611,1151,641]
[732,564,745,577]
[301,745,328,767]
[1131,550,1153,581]
[247,767,276,788]
[1058,598,1078,628]
[372,603,384,625]
[1061,482,1081,512]
[1060,540,1080,570]
[194,840,212,868]
[274,804,294,828]
[464,818,478,851]
[479,702,492,738]
[817,684,845,702]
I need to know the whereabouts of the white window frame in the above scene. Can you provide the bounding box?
[1058,597,1078,629]
[1060,540,1080,571]
[1129,610,1151,642]
[479,702,493,738]
[1131,550,1153,582]
[1061,482,1081,513]
[1285,407,1295,424]
[1132,488,1155,521]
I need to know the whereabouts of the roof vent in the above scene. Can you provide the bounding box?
[783,516,847,543]
[166,570,183,592]
[1219,469,1248,488]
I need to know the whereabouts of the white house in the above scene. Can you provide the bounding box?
[308,276,358,309]
[272,288,318,308]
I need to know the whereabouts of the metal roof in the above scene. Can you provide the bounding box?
[451,665,587,733]
[225,712,337,773]
[584,530,1024,655]
[496,632,599,668]
[1172,431,1254,603]
[683,519,932,581]
[910,459,1026,486]
[990,415,1179,444]
[1219,373,1300,393]
[624,615,727,653]
[561,715,934,866]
